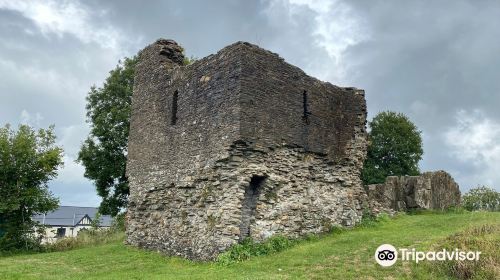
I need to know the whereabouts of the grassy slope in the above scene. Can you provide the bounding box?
[0,211,499,280]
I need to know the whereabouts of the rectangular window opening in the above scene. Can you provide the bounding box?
[56,227,66,238]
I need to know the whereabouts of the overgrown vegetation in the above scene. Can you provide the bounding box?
[183,55,197,65]
[46,229,124,252]
[46,214,124,252]
[462,186,500,212]
[429,224,500,280]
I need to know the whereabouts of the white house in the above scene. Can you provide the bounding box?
[32,206,113,243]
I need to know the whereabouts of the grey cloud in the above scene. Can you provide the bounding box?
[1,0,498,208]
[346,0,500,122]
[340,0,500,190]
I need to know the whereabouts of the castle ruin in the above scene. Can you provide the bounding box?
[366,171,461,211]
[125,39,370,260]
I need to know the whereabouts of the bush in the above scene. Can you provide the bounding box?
[462,186,500,212]
[217,236,297,265]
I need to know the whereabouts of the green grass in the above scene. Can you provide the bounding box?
[0,211,499,280]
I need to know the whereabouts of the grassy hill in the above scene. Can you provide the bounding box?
[0,211,498,280]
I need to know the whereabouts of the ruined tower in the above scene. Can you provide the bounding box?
[126,39,368,260]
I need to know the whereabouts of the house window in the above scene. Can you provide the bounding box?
[302,90,311,124]
[171,90,178,125]
[56,227,66,238]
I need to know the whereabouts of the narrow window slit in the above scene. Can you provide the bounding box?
[171,90,178,125]
[302,90,311,124]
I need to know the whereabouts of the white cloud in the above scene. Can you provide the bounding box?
[0,0,123,51]
[20,109,43,127]
[53,124,90,185]
[444,110,500,189]
[51,124,99,206]
[0,57,83,99]
[57,124,89,157]
[0,1,126,207]
[283,0,369,82]
[56,155,86,183]
[292,0,368,59]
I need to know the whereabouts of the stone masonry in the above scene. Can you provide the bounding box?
[126,39,368,260]
[366,171,461,211]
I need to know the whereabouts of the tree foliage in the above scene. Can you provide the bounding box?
[78,57,137,216]
[0,124,62,250]
[462,186,500,212]
[362,111,423,185]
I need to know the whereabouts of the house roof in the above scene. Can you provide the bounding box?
[32,206,113,227]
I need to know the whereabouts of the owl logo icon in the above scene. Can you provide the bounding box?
[375,244,398,267]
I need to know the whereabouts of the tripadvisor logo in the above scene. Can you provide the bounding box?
[375,244,397,267]
[375,244,482,267]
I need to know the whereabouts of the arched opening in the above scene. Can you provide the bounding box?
[239,175,266,241]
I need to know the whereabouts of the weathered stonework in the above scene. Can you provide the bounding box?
[126,39,368,260]
[366,171,461,211]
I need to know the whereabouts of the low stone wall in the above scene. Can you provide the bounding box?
[366,171,461,211]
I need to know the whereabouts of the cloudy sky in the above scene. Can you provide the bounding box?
[1,0,499,206]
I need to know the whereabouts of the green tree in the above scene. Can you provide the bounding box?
[362,111,423,185]
[77,57,138,216]
[0,124,62,250]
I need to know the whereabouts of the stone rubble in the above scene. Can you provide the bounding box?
[366,171,461,211]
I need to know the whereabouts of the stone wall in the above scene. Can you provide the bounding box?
[366,171,461,211]
[127,39,243,191]
[238,43,367,162]
[127,143,368,260]
[126,39,368,260]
